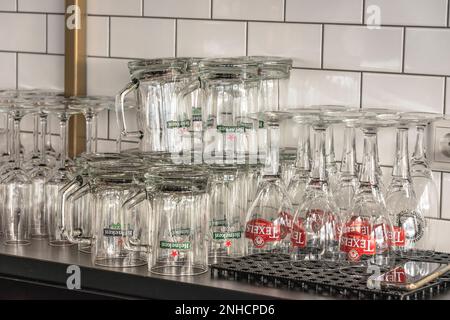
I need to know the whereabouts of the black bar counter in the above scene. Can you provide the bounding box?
[0,240,331,300]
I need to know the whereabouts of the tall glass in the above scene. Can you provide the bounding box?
[244,111,294,255]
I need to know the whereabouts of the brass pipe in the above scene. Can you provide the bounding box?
[65,0,86,158]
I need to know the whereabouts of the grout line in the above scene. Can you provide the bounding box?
[108,17,111,58]
[210,0,213,19]
[444,77,448,114]
[362,0,365,24]
[320,24,324,69]
[447,0,450,27]
[283,0,287,22]
[291,66,450,78]
[245,22,249,56]
[175,19,178,57]
[440,173,444,219]
[45,14,48,54]
[141,0,144,17]
[401,27,406,73]
[107,110,110,140]
[0,49,63,56]
[15,52,18,89]
[359,72,364,108]
[15,0,18,12]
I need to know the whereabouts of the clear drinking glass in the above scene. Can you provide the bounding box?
[289,112,342,263]
[208,164,247,264]
[386,112,441,257]
[0,99,36,245]
[244,111,294,255]
[150,167,210,276]
[340,115,397,267]
[200,58,260,164]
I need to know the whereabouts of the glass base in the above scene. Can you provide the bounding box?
[5,240,31,246]
[208,253,242,265]
[49,240,76,247]
[397,249,435,259]
[78,245,92,254]
[151,264,208,276]
[32,234,49,240]
[94,257,147,268]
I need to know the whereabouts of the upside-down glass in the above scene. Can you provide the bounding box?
[0,99,35,245]
[289,112,342,263]
[409,112,443,226]
[200,58,260,164]
[45,104,82,246]
[150,167,210,276]
[340,115,397,267]
[208,164,247,264]
[244,111,294,255]
[116,59,199,156]
[386,112,440,257]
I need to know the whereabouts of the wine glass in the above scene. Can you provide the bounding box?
[341,113,398,268]
[387,112,442,258]
[244,111,294,256]
[288,109,343,264]
[0,98,37,245]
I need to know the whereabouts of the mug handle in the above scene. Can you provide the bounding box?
[122,189,150,253]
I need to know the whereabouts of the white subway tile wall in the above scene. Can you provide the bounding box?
[1,0,450,247]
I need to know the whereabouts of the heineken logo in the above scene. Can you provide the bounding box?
[210,219,227,227]
[166,120,191,129]
[259,120,265,128]
[192,108,202,122]
[237,121,254,130]
[170,228,191,236]
[213,231,242,240]
[160,241,191,250]
[216,125,245,134]
[103,223,133,237]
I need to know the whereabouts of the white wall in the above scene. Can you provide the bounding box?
[1,0,450,250]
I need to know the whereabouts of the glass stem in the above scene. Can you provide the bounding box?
[4,113,10,156]
[92,113,98,154]
[40,114,48,165]
[263,122,280,176]
[412,125,427,165]
[326,126,336,169]
[45,114,52,151]
[392,127,411,180]
[310,125,328,182]
[59,115,68,169]
[360,129,378,186]
[341,126,357,176]
[13,114,21,169]
[32,113,39,157]
[85,113,93,155]
[295,124,311,172]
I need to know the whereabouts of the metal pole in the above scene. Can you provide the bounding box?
[65,0,86,158]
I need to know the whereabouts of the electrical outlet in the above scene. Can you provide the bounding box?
[428,119,450,172]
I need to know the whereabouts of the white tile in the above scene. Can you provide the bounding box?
[442,173,450,219]
[405,28,450,76]
[365,0,447,27]
[286,0,363,24]
[97,139,116,153]
[324,25,403,72]
[0,52,16,89]
[279,69,361,109]
[424,218,450,253]
[177,20,246,57]
[447,78,450,115]
[248,22,321,68]
[110,17,175,59]
[86,57,130,96]
[87,16,109,57]
[18,0,64,13]
[144,0,211,19]
[431,171,442,219]
[362,73,445,113]
[18,54,64,90]
[213,0,284,21]
[47,14,64,54]
[0,0,16,11]
[88,0,142,15]
[0,13,46,52]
